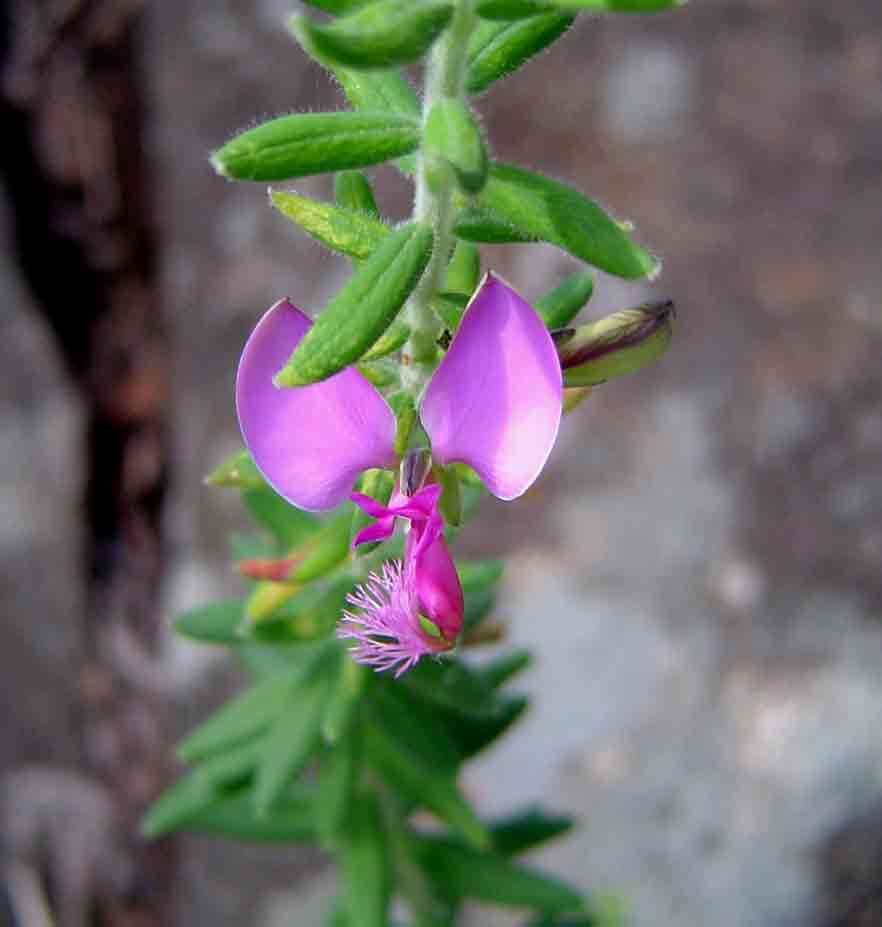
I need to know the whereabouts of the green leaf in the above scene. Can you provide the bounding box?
[481,649,533,688]
[444,240,481,299]
[302,0,374,12]
[425,99,488,194]
[477,163,658,279]
[435,463,462,526]
[254,645,338,815]
[275,222,433,386]
[402,655,500,719]
[333,66,421,118]
[341,794,392,927]
[271,190,390,260]
[291,508,354,583]
[476,0,559,16]
[211,112,420,182]
[290,1,454,70]
[416,837,584,912]
[205,449,264,490]
[364,723,489,849]
[465,14,574,95]
[174,600,242,645]
[478,0,679,14]
[323,655,366,743]
[536,270,594,329]
[440,693,528,758]
[369,680,461,772]
[388,392,418,457]
[552,0,680,10]
[317,733,359,849]
[335,170,380,217]
[153,785,316,843]
[458,558,505,590]
[242,485,320,548]
[177,671,299,763]
[453,205,535,244]
[488,807,574,856]
[361,321,411,361]
[141,740,263,838]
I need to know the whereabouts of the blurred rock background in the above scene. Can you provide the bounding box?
[2,0,881,925]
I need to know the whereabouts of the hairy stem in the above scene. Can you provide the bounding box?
[400,0,476,396]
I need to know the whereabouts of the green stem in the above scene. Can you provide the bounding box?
[401,0,476,396]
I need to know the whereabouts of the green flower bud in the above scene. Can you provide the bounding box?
[558,300,674,387]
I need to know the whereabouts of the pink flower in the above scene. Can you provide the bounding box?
[236,273,562,672]
[339,485,463,675]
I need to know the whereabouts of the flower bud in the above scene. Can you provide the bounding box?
[400,448,432,497]
[557,300,674,388]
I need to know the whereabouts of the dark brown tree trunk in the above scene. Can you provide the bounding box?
[0,2,175,924]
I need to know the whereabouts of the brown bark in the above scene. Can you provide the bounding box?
[0,2,175,924]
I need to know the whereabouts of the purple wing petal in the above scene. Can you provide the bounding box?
[420,274,562,500]
[236,299,397,511]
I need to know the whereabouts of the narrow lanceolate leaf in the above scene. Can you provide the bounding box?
[425,99,488,194]
[316,735,358,849]
[481,649,533,688]
[330,67,420,119]
[444,240,481,299]
[174,599,242,645]
[341,794,391,927]
[141,740,263,838]
[416,837,585,913]
[290,508,353,583]
[453,205,535,244]
[290,1,453,71]
[177,672,298,763]
[476,0,680,16]
[402,655,501,719]
[465,14,574,95]
[488,807,575,856]
[335,170,380,218]
[361,321,410,360]
[328,67,420,174]
[363,724,489,849]
[148,785,317,843]
[476,0,558,16]
[478,163,658,279]
[242,484,320,547]
[302,0,373,13]
[536,270,594,329]
[549,0,680,10]
[271,190,390,260]
[211,112,419,182]
[205,449,264,490]
[275,222,433,386]
[440,693,528,759]
[254,659,334,816]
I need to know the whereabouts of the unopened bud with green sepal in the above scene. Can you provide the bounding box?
[425,99,489,194]
[290,0,454,71]
[558,300,675,387]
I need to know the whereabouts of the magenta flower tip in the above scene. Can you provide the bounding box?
[338,560,451,676]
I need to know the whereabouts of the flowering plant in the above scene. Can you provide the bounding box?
[144,1,678,924]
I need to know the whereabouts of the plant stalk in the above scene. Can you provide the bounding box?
[400,0,476,396]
